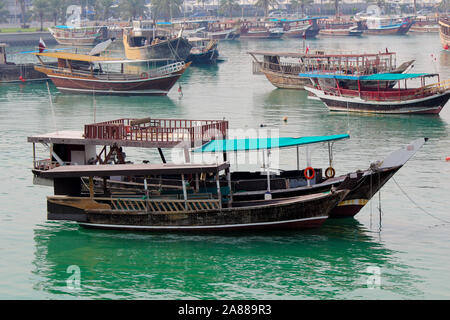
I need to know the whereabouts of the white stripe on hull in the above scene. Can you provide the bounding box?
[57,87,168,95]
[79,215,328,230]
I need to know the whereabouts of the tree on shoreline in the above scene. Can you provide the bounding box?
[119,0,147,21]
[255,0,279,18]
[0,0,9,24]
[32,0,49,31]
[151,0,183,22]
[219,0,240,18]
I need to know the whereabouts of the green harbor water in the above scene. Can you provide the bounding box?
[0,34,449,299]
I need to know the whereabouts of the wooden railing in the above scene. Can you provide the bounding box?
[318,80,450,102]
[110,197,221,213]
[49,195,221,214]
[84,118,228,147]
[257,59,394,77]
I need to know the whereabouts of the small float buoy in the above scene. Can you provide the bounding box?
[444,44,449,50]
[446,156,450,162]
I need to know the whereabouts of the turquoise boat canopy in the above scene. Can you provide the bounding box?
[193,134,350,153]
[298,72,435,81]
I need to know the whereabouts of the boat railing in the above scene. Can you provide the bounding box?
[109,197,221,213]
[258,60,393,76]
[148,61,185,78]
[33,159,74,170]
[84,118,228,146]
[49,195,222,213]
[319,83,444,101]
[422,80,450,94]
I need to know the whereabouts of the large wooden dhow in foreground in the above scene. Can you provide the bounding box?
[28,117,351,231]
[302,73,450,114]
[32,51,190,95]
[249,50,413,90]
[39,162,350,231]
[28,119,426,219]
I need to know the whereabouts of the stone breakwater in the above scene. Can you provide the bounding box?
[0,32,56,46]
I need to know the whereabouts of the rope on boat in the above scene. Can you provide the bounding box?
[392,177,450,224]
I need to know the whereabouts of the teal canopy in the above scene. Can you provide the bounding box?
[193,134,350,153]
[298,72,434,81]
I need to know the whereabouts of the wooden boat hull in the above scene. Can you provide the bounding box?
[319,29,363,36]
[306,86,450,114]
[186,49,219,65]
[207,30,240,40]
[48,27,101,46]
[35,64,188,96]
[262,68,311,89]
[123,34,192,61]
[363,21,413,35]
[47,190,348,232]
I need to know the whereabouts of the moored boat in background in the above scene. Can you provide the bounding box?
[439,17,450,50]
[248,50,411,90]
[33,51,190,95]
[303,72,450,114]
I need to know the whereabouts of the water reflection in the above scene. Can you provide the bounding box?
[32,219,422,299]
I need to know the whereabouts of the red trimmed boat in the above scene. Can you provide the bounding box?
[302,73,450,114]
[32,51,190,96]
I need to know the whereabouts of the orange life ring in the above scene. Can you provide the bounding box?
[140,72,148,79]
[325,166,335,178]
[304,167,315,180]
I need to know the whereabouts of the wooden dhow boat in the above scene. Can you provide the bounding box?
[39,162,350,231]
[28,118,352,231]
[27,119,426,219]
[186,37,219,65]
[270,17,322,39]
[302,72,450,114]
[439,17,450,50]
[239,21,284,39]
[359,16,414,35]
[249,50,413,90]
[32,51,190,95]
[122,21,192,61]
[48,25,104,46]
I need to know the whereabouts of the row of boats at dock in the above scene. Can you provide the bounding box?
[0,14,447,232]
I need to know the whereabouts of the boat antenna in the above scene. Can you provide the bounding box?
[46,81,58,134]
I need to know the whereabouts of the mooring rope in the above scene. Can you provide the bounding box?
[392,177,450,224]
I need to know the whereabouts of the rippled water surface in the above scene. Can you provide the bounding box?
[0,34,449,299]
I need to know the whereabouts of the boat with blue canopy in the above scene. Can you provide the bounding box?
[301,72,450,114]
[193,134,427,218]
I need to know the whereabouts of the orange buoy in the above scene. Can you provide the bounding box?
[446,156,450,161]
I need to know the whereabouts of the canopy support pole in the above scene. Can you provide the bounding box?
[227,169,233,208]
[216,173,222,210]
[265,149,272,199]
[181,174,188,211]
[296,145,300,171]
